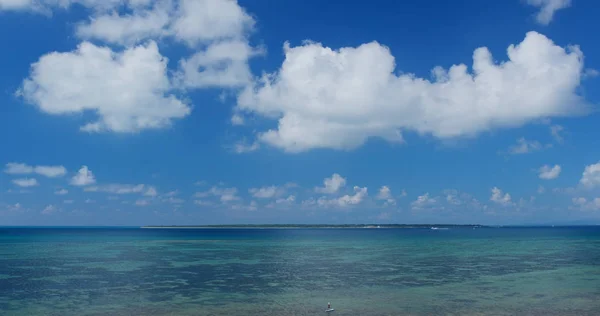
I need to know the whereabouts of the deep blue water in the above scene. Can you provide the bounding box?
[1,226,599,315]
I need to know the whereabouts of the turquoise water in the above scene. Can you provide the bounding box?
[0,227,599,315]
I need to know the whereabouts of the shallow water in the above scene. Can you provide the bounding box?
[0,227,599,315]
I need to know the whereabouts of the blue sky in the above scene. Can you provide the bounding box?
[1,0,600,225]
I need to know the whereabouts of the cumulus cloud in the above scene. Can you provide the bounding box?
[490,187,512,205]
[508,137,547,155]
[4,162,66,177]
[550,124,564,143]
[580,162,600,188]
[230,200,258,211]
[41,204,56,215]
[85,183,146,194]
[12,178,38,187]
[163,197,184,204]
[33,165,67,177]
[70,166,96,186]
[411,193,438,210]
[55,188,68,195]
[275,195,296,205]
[144,186,158,197]
[526,0,571,25]
[0,0,138,13]
[237,32,587,153]
[19,41,190,133]
[315,173,346,194]
[175,40,258,89]
[571,197,600,211]
[315,186,368,208]
[538,185,546,194]
[445,191,461,205]
[169,0,254,45]
[75,0,258,89]
[195,186,240,203]
[4,163,33,174]
[0,0,49,12]
[249,186,284,199]
[233,141,260,153]
[376,185,396,205]
[75,1,171,46]
[538,164,561,180]
[194,199,214,206]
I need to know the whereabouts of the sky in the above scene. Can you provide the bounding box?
[1,0,600,226]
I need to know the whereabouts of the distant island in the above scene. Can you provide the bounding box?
[141,224,486,229]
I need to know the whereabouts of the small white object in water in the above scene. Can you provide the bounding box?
[326,302,335,312]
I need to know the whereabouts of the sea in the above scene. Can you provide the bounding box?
[0,226,599,315]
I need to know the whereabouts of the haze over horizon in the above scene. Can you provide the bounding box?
[1,0,600,226]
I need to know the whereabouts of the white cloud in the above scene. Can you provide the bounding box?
[249,186,282,199]
[233,141,260,153]
[194,199,214,206]
[275,195,296,205]
[169,0,254,46]
[231,114,245,125]
[41,204,56,215]
[55,188,68,195]
[537,185,546,194]
[508,137,547,154]
[4,0,255,44]
[12,178,38,187]
[4,162,66,177]
[195,186,240,203]
[163,196,184,204]
[85,183,145,194]
[135,199,150,206]
[144,186,158,197]
[442,190,486,211]
[0,0,44,12]
[580,162,600,189]
[70,166,96,186]
[572,197,587,206]
[63,199,74,204]
[75,1,171,46]
[175,40,258,88]
[237,32,587,153]
[526,0,571,25]
[76,0,259,89]
[317,186,368,207]
[231,200,258,211]
[33,165,67,177]
[411,193,437,210]
[571,197,600,211]
[315,173,346,194]
[4,163,33,174]
[550,124,564,143]
[0,0,138,13]
[19,41,190,133]
[376,185,396,205]
[538,164,561,180]
[446,192,461,205]
[584,68,600,79]
[490,187,512,205]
